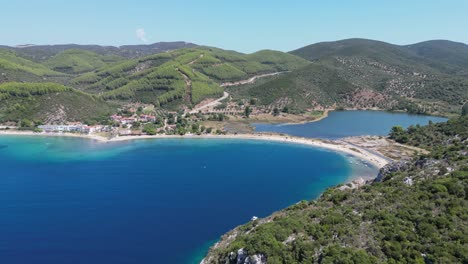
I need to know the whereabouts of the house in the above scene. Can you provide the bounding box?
[121,117,137,125]
[111,114,123,121]
[139,114,156,123]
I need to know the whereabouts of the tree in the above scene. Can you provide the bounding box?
[177,126,186,135]
[131,121,141,130]
[389,126,404,138]
[245,106,252,118]
[213,113,225,121]
[191,123,199,132]
[273,108,280,116]
[389,126,408,143]
[143,124,157,135]
[20,118,33,128]
[462,102,468,116]
[282,106,289,113]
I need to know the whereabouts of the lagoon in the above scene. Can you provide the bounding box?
[253,110,448,139]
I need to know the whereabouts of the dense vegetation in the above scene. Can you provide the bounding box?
[0,82,113,123]
[203,116,468,263]
[0,44,310,122]
[0,48,63,79]
[229,63,356,111]
[44,49,123,74]
[70,47,308,107]
[289,39,468,115]
[0,39,467,122]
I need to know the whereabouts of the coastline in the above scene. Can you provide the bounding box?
[0,130,389,169]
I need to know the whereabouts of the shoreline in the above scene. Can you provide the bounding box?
[0,130,389,169]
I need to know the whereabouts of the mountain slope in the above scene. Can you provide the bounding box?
[0,82,114,123]
[230,64,358,111]
[44,49,123,74]
[405,40,468,74]
[1,39,467,121]
[0,48,64,81]
[203,116,468,263]
[244,38,468,115]
[5,41,197,61]
[70,47,310,106]
[0,44,309,122]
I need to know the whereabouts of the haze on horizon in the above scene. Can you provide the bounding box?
[1,0,467,53]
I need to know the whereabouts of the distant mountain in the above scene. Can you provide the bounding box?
[2,41,197,61]
[291,38,416,61]
[119,42,197,58]
[405,40,468,74]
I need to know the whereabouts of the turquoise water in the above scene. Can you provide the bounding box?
[253,110,448,139]
[0,136,373,264]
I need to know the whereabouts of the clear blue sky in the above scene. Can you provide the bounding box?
[1,0,467,53]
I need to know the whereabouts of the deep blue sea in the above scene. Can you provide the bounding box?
[0,111,448,264]
[0,136,375,264]
[253,110,448,139]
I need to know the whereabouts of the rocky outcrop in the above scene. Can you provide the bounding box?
[338,177,367,190]
[375,161,409,182]
[414,158,440,169]
[227,249,266,264]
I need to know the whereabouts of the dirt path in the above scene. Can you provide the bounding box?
[176,68,192,103]
[189,91,229,114]
[220,71,289,87]
[188,54,204,65]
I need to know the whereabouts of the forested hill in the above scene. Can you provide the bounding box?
[202,115,468,264]
[233,39,468,116]
[1,41,197,60]
[0,44,309,122]
[0,39,467,123]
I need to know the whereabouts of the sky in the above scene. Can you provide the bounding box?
[1,0,467,53]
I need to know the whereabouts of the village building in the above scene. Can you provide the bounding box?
[139,114,157,123]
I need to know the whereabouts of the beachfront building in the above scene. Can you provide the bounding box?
[37,124,110,134]
[38,125,86,133]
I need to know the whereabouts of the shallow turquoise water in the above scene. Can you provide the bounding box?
[0,136,372,264]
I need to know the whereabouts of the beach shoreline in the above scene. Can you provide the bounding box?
[0,130,389,169]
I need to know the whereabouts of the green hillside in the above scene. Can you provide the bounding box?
[0,82,114,123]
[237,39,468,115]
[44,49,123,74]
[70,47,309,106]
[0,48,63,79]
[203,115,468,263]
[229,64,356,112]
[405,40,468,74]
[0,40,467,121]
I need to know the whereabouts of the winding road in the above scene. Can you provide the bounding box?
[189,91,229,114]
[187,71,288,114]
[220,71,289,87]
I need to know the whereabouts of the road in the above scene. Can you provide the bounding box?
[189,91,229,114]
[220,71,289,87]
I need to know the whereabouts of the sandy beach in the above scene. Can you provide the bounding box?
[0,130,389,168]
